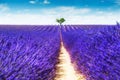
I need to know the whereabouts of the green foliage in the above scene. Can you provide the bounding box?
[56,18,65,25]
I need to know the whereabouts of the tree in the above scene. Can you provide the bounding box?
[116,21,119,26]
[56,18,65,25]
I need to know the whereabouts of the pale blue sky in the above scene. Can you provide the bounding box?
[0,0,120,24]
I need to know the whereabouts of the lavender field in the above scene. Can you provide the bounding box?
[62,25,120,80]
[0,25,60,80]
[0,25,120,80]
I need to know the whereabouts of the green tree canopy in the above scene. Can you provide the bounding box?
[56,18,65,25]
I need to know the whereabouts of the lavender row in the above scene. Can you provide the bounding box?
[0,26,60,80]
[62,25,120,80]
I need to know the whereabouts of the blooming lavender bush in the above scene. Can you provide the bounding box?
[0,25,60,80]
[0,25,120,80]
[62,25,120,80]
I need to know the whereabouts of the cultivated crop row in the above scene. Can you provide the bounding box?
[0,25,60,80]
[62,25,120,80]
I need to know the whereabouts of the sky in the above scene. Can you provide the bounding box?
[0,0,120,25]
